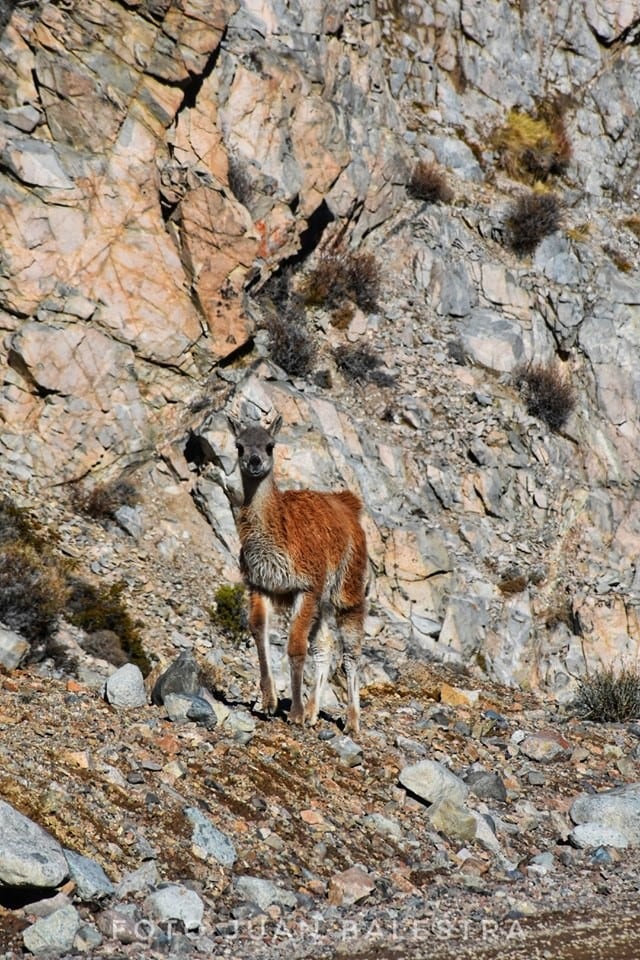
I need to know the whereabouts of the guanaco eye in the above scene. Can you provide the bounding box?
[266,442,274,455]
[236,442,244,455]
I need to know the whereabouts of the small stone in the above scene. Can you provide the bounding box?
[519,733,569,763]
[184,807,237,866]
[145,884,204,931]
[570,822,629,850]
[329,735,363,767]
[235,875,297,911]
[465,769,507,802]
[399,760,468,806]
[0,624,30,670]
[23,905,81,956]
[151,651,200,706]
[126,770,146,784]
[327,866,375,906]
[64,850,115,900]
[104,663,147,709]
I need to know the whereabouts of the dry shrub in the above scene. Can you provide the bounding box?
[574,665,640,723]
[505,191,562,255]
[302,249,381,312]
[0,542,68,645]
[621,215,640,239]
[603,244,633,273]
[334,344,394,387]
[0,498,67,646]
[263,311,317,378]
[256,270,317,378]
[492,105,571,183]
[407,161,453,203]
[515,362,575,432]
[67,577,150,675]
[72,479,139,521]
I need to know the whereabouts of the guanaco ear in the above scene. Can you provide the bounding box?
[269,413,283,438]
[227,415,242,437]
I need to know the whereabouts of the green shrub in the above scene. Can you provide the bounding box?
[210,584,247,644]
[515,362,575,432]
[66,578,150,675]
[505,191,562,255]
[407,161,453,203]
[573,665,640,722]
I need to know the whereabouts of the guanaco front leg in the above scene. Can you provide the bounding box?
[248,591,277,714]
[287,592,319,725]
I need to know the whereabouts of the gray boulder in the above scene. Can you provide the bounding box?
[64,849,114,900]
[104,663,147,708]
[399,760,468,806]
[570,783,640,846]
[145,883,204,931]
[0,799,68,888]
[22,904,81,956]
[151,651,200,706]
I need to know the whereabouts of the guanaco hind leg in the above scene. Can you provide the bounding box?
[248,591,277,714]
[304,620,332,727]
[336,606,364,735]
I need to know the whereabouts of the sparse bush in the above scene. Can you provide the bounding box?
[210,584,247,644]
[515,361,575,432]
[407,161,453,204]
[80,629,128,666]
[72,478,139,521]
[573,665,640,723]
[66,578,150,675]
[505,191,562,255]
[334,344,395,387]
[492,105,571,183]
[0,542,68,645]
[0,498,67,646]
[256,270,318,378]
[263,310,317,378]
[302,249,381,313]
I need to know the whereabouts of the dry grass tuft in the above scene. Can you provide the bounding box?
[71,479,139,521]
[407,161,453,203]
[505,190,562,256]
[492,105,571,183]
[573,665,640,723]
[301,250,381,313]
[515,361,575,432]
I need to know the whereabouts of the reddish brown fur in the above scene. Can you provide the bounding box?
[230,415,367,733]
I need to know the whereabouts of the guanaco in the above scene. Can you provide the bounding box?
[229,414,368,734]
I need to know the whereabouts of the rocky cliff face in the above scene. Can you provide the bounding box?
[1,0,640,695]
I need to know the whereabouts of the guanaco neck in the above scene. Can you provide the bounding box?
[240,469,278,512]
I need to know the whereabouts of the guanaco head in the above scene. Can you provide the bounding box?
[229,414,283,480]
